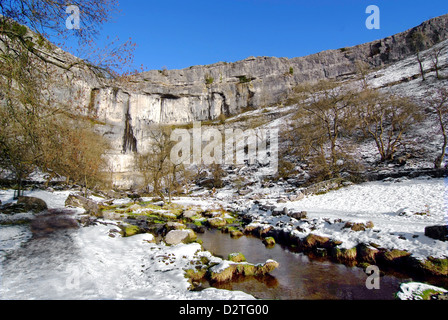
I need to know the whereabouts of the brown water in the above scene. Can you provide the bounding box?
[197,229,414,300]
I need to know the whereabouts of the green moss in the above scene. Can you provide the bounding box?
[236,263,256,276]
[228,252,246,263]
[420,257,448,276]
[207,217,227,228]
[419,289,445,300]
[358,262,370,270]
[383,249,411,262]
[121,224,141,237]
[205,76,214,85]
[263,237,276,247]
[200,256,210,265]
[238,75,252,83]
[185,268,207,282]
[332,247,357,262]
[225,217,236,224]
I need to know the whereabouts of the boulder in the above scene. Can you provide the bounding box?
[17,196,48,213]
[164,229,197,245]
[262,237,276,247]
[289,211,308,220]
[343,221,374,232]
[424,225,448,242]
[300,234,332,252]
[272,207,284,216]
[165,221,187,232]
[65,194,100,216]
[207,217,227,228]
[289,192,305,201]
[238,187,252,196]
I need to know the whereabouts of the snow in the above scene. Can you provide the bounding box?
[1,39,447,299]
[0,222,254,300]
[251,177,448,260]
[397,282,447,300]
[0,189,72,210]
[368,39,448,93]
[0,190,254,300]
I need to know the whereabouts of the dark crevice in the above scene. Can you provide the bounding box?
[122,99,138,154]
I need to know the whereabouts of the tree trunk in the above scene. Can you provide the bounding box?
[435,109,447,169]
[435,133,447,169]
[417,53,425,81]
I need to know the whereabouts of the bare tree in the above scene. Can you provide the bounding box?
[289,80,357,180]
[354,89,424,162]
[430,47,444,80]
[136,126,185,203]
[355,60,371,89]
[425,88,448,168]
[0,1,134,194]
[409,31,428,81]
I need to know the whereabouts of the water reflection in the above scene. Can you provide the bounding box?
[198,229,412,300]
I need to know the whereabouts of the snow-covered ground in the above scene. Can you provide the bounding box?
[0,189,253,300]
[1,174,447,300]
[1,38,447,300]
[246,176,447,260]
[397,282,447,300]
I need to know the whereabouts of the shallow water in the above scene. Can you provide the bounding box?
[0,212,444,300]
[197,229,415,300]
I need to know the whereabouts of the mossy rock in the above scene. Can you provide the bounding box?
[165,221,187,232]
[209,263,237,282]
[332,246,357,262]
[185,267,208,282]
[120,224,142,237]
[230,229,244,238]
[357,243,379,264]
[381,249,411,264]
[208,259,279,283]
[420,289,447,300]
[207,217,227,228]
[301,234,331,251]
[243,223,272,237]
[262,237,276,247]
[228,252,246,263]
[164,229,197,245]
[416,257,448,276]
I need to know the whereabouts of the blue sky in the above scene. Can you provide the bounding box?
[70,0,448,72]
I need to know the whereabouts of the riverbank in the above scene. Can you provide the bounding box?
[231,176,448,281]
[1,175,447,300]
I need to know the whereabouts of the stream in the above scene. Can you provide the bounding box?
[197,229,414,300]
[0,213,443,300]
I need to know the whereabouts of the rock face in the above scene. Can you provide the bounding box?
[39,14,448,188]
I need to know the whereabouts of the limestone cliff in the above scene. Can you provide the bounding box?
[81,13,448,188]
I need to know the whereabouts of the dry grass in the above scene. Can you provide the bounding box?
[332,247,358,262]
